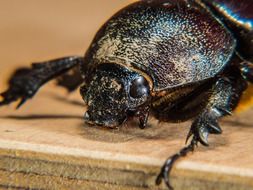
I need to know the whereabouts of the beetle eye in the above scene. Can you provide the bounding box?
[129,76,150,99]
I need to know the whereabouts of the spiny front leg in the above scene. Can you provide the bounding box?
[156,70,247,190]
[0,56,83,108]
[186,107,225,146]
[187,76,246,146]
[239,60,253,83]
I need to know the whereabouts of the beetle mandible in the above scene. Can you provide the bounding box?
[1,0,253,189]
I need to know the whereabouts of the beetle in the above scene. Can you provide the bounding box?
[0,0,252,189]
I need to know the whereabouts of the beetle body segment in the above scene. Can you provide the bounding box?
[201,0,253,30]
[201,0,253,61]
[84,0,236,91]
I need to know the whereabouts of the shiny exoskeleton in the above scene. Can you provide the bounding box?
[1,0,253,189]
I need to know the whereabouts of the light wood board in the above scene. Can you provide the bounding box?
[0,1,253,190]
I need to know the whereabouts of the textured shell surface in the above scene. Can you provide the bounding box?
[202,0,253,30]
[201,0,253,61]
[84,0,236,91]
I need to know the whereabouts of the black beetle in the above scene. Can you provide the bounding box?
[1,0,253,189]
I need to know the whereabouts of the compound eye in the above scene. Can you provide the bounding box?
[129,76,150,99]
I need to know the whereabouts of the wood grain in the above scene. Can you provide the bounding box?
[0,1,253,190]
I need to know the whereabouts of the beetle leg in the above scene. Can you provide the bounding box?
[0,56,84,108]
[156,136,198,190]
[239,61,253,83]
[56,64,83,92]
[187,71,247,146]
[138,105,151,129]
[156,69,247,189]
[186,108,223,146]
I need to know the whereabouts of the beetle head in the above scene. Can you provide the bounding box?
[81,63,151,127]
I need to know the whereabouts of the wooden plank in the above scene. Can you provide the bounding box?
[0,88,253,190]
[0,1,253,190]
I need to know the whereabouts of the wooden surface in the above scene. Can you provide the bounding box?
[0,1,253,190]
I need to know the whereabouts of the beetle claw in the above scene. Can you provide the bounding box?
[16,98,27,109]
[0,90,17,107]
[185,129,193,145]
[189,114,224,146]
[208,121,222,134]
[198,128,209,146]
[156,137,198,189]
[138,106,151,129]
[216,107,233,116]
[156,157,175,190]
